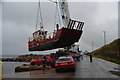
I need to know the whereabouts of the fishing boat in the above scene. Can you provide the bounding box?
[28,0,84,51]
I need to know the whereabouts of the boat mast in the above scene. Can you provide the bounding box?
[36,0,44,31]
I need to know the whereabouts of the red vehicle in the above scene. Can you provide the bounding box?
[55,56,76,72]
[30,56,52,66]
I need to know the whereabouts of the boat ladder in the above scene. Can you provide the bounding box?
[67,19,84,30]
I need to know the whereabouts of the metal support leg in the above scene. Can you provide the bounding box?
[0,61,3,80]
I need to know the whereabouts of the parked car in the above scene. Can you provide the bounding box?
[56,52,70,59]
[30,56,52,66]
[55,56,76,72]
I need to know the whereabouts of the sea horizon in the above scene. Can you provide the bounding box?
[2,53,51,58]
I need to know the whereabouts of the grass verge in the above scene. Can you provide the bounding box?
[93,55,120,64]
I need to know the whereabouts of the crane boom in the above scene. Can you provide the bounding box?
[48,0,57,3]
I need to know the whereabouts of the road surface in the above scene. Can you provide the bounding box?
[3,55,119,78]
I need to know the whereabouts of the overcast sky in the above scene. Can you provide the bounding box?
[1,1,118,56]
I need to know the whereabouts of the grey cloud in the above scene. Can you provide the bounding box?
[68,2,118,51]
[2,2,118,56]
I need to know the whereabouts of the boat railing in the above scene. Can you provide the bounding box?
[47,31,56,39]
[67,19,84,30]
[29,31,57,42]
[29,37,33,42]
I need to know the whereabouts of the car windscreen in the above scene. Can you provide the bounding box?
[57,57,71,61]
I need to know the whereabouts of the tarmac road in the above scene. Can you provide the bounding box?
[3,55,119,78]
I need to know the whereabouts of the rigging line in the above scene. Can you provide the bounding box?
[54,3,57,31]
[35,1,40,31]
[39,0,44,31]
[56,2,62,28]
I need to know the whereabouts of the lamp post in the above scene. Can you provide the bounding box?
[103,31,106,46]
[92,41,94,52]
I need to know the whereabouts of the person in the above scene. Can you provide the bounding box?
[89,54,93,62]
[47,57,51,69]
[81,54,83,60]
[56,24,59,31]
[42,56,47,74]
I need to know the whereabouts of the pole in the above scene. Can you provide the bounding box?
[92,41,94,52]
[29,64,31,75]
[0,61,3,80]
[103,31,106,46]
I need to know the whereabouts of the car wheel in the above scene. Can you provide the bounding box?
[73,68,76,72]
[31,62,35,65]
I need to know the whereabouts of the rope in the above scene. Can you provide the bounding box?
[35,1,40,31]
[54,4,57,31]
[57,2,62,28]
[39,0,44,31]
[35,0,44,31]
[54,2,62,31]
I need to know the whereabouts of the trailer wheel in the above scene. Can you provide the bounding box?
[73,68,76,72]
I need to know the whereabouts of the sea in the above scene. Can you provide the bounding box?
[3,62,29,75]
[0,53,50,75]
[0,55,29,75]
[2,55,20,58]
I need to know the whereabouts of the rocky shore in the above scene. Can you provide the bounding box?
[2,50,75,62]
[2,54,49,62]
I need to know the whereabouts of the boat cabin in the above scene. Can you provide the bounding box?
[33,30,47,42]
